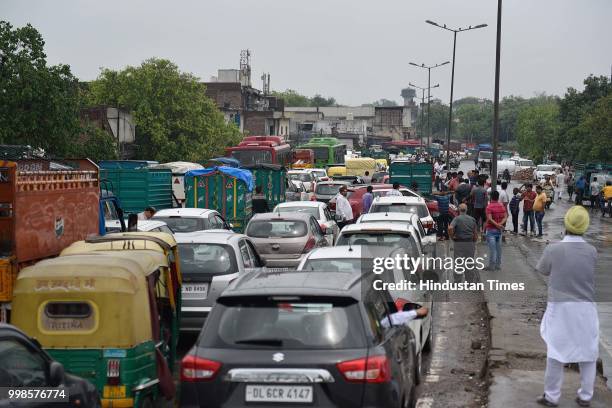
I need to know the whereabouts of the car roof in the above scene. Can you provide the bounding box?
[317,180,350,186]
[221,269,367,299]
[250,212,315,222]
[174,230,243,244]
[154,208,217,217]
[288,169,311,173]
[300,245,393,260]
[274,201,324,209]
[137,220,169,230]
[372,196,426,204]
[358,212,418,223]
[340,222,412,233]
[0,323,30,340]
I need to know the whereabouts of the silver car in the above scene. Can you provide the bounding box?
[273,201,339,245]
[245,212,329,268]
[177,230,265,332]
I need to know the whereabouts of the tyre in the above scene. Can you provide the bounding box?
[414,350,423,385]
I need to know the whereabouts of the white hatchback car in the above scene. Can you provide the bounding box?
[273,201,339,245]
[356,212,436,256]
[288,169,316,192]
[369,196,436,231]
[153,208,232,233]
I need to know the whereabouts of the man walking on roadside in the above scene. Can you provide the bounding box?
[455,178,472,206]
[575,176,587,205]
[449,203,478,259]
[589,177,601,211]
[362,185,374,214]
[555,170,565,201]
[508,187,522,234]
[335,185,354,229]
[522,184,537,236]
[470,178,488,237]
[534,185,547,238]
[484,191,507,271]
[536,206,598,408]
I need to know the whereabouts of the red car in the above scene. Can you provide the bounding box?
[338,184,458,220]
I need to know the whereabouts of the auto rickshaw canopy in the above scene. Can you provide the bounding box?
[12,250,168,348]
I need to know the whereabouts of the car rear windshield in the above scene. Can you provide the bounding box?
[247,220,308,238]
[200,297,366,349]
[301,259,373,273]
[155,217,205,233]
[370,203,429,218]
[289,173,313,182]
[316,184,344,195]
[312,170,327,178]
[336,232,418,252]
[276,206,320,218]
[372,189,418,198]
[178,243,238,276]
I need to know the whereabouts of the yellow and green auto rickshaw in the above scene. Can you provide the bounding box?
[12,232,181,408]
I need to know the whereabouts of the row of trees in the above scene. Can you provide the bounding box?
[0,21,241,161]
[272,89,338,107]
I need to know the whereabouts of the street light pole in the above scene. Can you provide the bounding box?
[491,0,502,190]
[409,82,439,149]
[409,61,449,150]
[425,19,488,167]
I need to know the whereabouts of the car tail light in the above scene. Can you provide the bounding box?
[423,220,434,229]
[107,359,121,385]
[181,355,221,382]
[337,355,391,383]
[303,236,316,252]
[311,194,317,201]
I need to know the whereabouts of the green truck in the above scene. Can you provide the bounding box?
[185,166,254,233]
[389,161,434,194]
[242,164,287,209]
[98,160,173,214]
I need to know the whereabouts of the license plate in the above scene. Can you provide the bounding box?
[245,385,313,403]
[182,283,209,299]
[103,385,126,399]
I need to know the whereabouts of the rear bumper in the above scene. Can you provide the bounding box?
[261,254,306,268]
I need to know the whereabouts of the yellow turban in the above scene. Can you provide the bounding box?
[564,205,590,235]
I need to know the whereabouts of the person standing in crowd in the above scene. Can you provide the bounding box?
[410,181,420,194]
[447,172,460,204]
[542,176,555,209]
[432,190,452,240]
[522,184,537,236]
[485,190,507,271]
[499,181,510,212]
[536,206,598,408]
[335,186,354,229]
[509,187,522,235]
[362,185,374,214]
[362,171,372,184]
[502,168,511,183]
[470,178,488,237]
[434,159,444,191]
[555,170,565,201]
[252,185,270,214]
[449,203,478,259]
[575,176,587,205]
[533,185,548,238]
[469,170,479,186]
[565,172,575,202]
[589,176,601,211]
[603,180,612,218]
[455,178,472,205]
[138,206,156,221]
[386,182,403,197]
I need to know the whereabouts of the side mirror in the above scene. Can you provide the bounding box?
[48,361,65,387]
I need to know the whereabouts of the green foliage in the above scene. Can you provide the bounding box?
[516,101,560,163]
[87,58,242,162]
[362,99,399,107]
[415,101,450,140]
[0,21,83,156]
[455,101,493,143]
[68,122,119,161]
[272,89,337,107]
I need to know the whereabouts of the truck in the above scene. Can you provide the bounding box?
[477,143,493,173]
[226,136,292,167]
[242,164,287,209]
[291,149,315,168]
[389,161,434,195]
[345,157,378,176]
[151,162,204,207]
[184,166,254,233]
[99,160,173,214]
[0,159,122,322]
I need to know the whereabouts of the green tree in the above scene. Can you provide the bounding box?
[67,122,119,161]
[516,101,560,163]
[0,21,82,156]
[272,89,311,106]
[311,94,336,107]
[455,101,493,143]
[87,58,241,162]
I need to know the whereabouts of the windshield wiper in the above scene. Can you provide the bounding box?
[235,338,284,346]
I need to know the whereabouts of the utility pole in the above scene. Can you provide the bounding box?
[410,61,449,150]
[491,0,502,190]
[425,19,488,168]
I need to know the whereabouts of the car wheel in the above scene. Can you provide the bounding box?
[414,350,423,385]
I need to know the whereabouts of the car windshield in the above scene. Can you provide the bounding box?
[336,232,418,251]
[200,297,365,349]
[301,258,373,273]
[178,243,237,276]
[316,184,344,195]
[247,220,308,238]
[155,216,205,233]
[537,165,555,171]
[275,206,320,219]
[370,203,429,218]
[312,170,327,178]
[289,173,313,182]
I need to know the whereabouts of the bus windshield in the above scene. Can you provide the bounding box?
[231,150,273,166]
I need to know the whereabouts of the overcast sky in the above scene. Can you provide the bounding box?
[3,0,611,106]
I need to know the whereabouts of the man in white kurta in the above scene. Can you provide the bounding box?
[535,205,598,407]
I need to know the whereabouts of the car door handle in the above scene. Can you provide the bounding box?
[271,244,280,250]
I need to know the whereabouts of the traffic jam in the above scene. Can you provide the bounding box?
[0,136,473,408]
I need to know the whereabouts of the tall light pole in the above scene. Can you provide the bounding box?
[425,20,488,167]
[409,82,439,147]
[410,61,449,149]
[491,0,502,190]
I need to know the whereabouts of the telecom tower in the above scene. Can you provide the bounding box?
[239,49,252,87]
